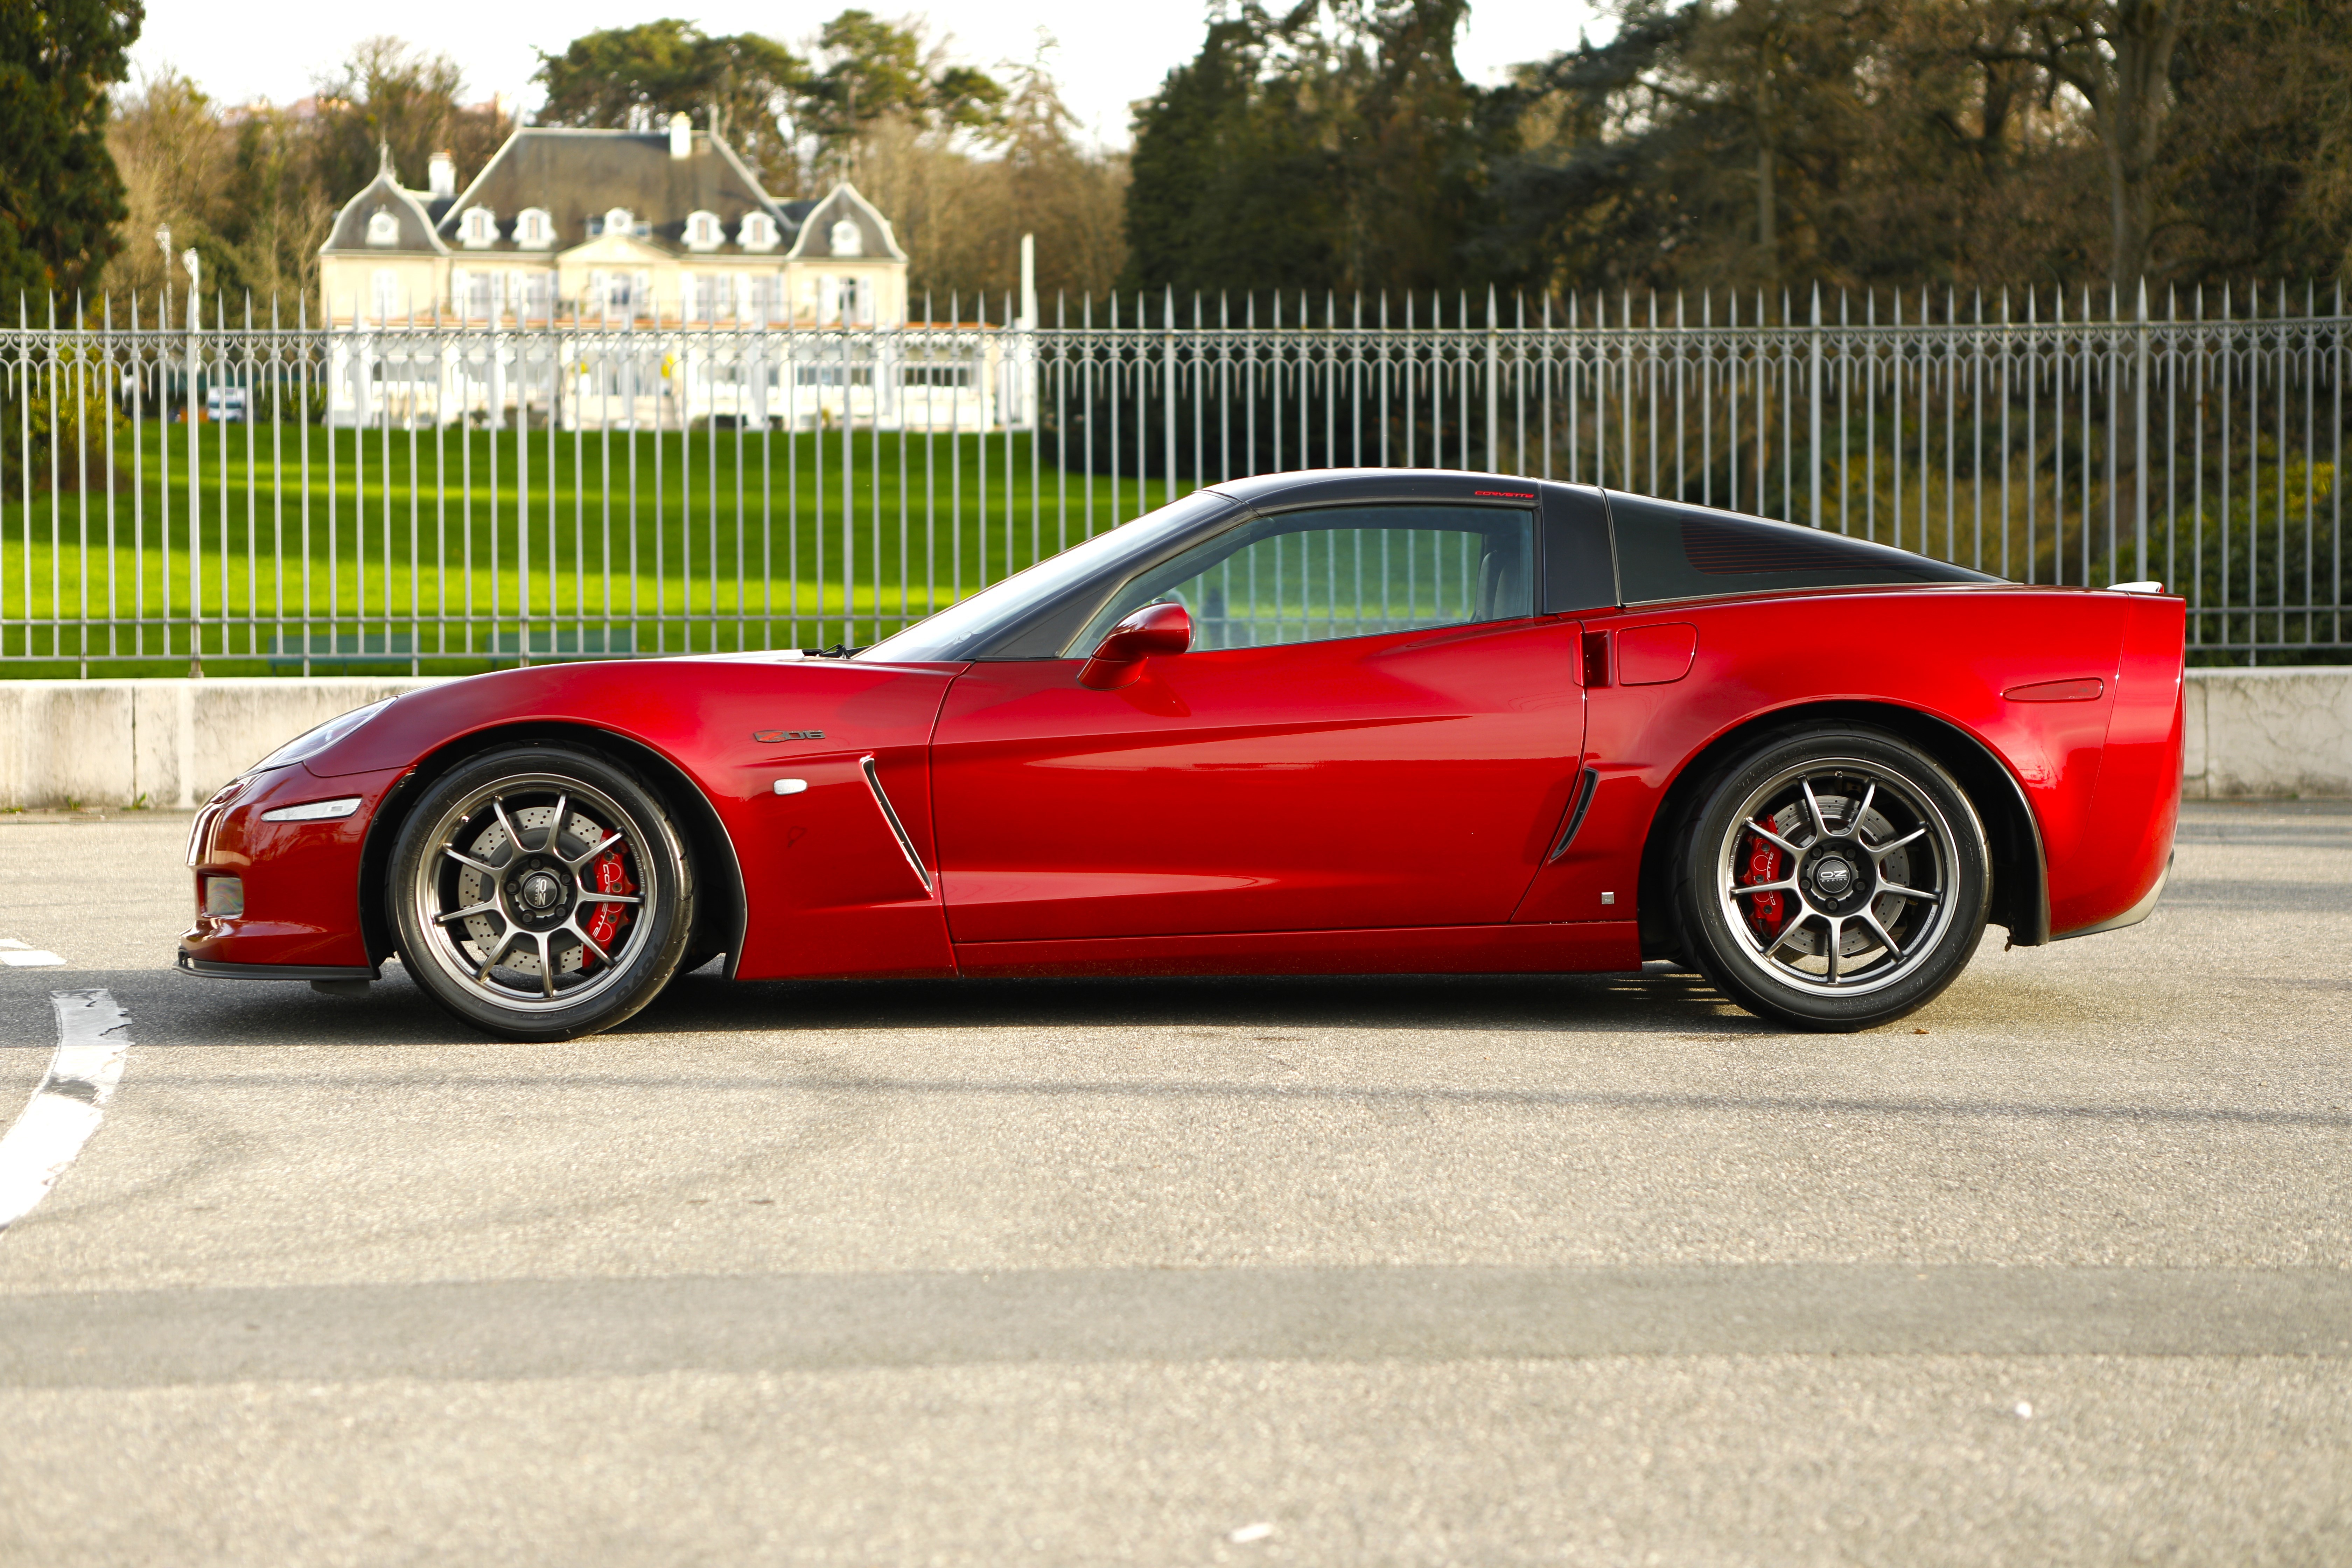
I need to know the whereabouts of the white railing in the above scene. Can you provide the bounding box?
[4,286,2344,670]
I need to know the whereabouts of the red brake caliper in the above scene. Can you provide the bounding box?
[582,850,636,969]
[1743,819,1786,940]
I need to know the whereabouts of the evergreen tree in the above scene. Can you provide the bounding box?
[1122,0,1490,296]
[0,0,141,304]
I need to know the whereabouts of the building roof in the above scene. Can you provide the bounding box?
[783,183,908,264]
[321,128,910,267]
[427,126,784,256]
[319,155,449,256]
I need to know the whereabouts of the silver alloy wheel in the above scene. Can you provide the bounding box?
[406,772,658,1013]
[1713,756,1962,998]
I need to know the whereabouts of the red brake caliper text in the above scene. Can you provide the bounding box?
[583,850,636,967]
[1743,820,1785,940]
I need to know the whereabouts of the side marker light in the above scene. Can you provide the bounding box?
[773,778,809,796]
[2003,678,2105,703]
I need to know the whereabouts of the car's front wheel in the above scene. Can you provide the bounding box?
[388,745,695,1040]
[1671,727,1989,1031]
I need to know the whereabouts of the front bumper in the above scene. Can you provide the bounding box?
[176,953,377,982]
[177,763,408,974]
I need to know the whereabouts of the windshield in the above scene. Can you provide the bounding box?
[860,490,1239,661]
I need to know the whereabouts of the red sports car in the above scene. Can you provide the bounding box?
[178,470,2185,1038]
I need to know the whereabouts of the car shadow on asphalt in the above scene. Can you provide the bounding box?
[22,960,1768,1051]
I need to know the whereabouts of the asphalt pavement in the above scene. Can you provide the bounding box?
[0,800,2346,1566]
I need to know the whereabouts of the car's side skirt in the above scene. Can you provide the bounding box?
[952,921,1642,979]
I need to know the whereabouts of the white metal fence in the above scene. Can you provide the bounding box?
[5,285,2345,671]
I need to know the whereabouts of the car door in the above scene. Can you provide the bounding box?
[927,501,1589,944]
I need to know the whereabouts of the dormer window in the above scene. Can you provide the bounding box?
[830,218,863,257]
[739,212,779,252]
[515,208,553,250]
[458,207,499,249]
[603,207,635,240]
[366,208,399,247]
[685,211,723,252]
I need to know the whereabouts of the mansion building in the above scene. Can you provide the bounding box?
[317,116,1014,430]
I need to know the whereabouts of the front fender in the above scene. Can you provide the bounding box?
[307,656,968,980]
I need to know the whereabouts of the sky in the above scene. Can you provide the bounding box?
[130,0,1615,150]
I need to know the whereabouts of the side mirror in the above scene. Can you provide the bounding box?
[1076,602,1191,690]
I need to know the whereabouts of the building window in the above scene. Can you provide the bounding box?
[371,268,400,320]
[458,208,498,249]
[366,209,399,247]
[685,211,723,252]
[588,269,649,318]
[684,274,734,323]
[829,218,863,257]
[898,364,972,389]
[822,275,872,327]
[454,270,500,320]
[519,273,554,319]
[601,207,635,240]
[515,208,553,250]
[739,212,779,253]
[744,275,780,323]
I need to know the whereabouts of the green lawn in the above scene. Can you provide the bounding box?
[2,420,1178,675]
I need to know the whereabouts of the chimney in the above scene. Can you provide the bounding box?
[668,112,692,160]
[428,151,455,199]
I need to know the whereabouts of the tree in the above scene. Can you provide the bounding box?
[535,14,1003,194]
[534,20,806,188]
[1124,13,1338,293]
[105,66,234,300]
[1972,1,2188,287]
[309,37,508,216]
[1122,0,1494,297]
[1477,1,1886,294]
[854,43,1128,303]
[1474,0,2122,298]
[0,0,141,303]
[2120,0,2352,283]
[800,10,1007,182]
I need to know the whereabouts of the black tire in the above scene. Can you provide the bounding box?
[1670,726,1989,1031]
[387,745,696,1041]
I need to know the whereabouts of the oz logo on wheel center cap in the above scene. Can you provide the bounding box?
[518,870,565,910]
[1813,856,1856,896]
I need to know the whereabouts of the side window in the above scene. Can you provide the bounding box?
[1609,491,2000,602]
[1068,504,1536,654]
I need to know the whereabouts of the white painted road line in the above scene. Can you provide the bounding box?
[0,938,65,967]
[0,990,130,1232]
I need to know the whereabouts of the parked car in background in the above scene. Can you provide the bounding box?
[178,470,2186,1039]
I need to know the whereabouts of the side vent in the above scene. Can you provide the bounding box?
[860,755,934,895]
[1547,766,1602,862]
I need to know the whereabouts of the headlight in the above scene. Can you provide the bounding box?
[250,699,393,772]
[260,796,362,823]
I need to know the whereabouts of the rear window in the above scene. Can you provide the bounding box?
[1608,492,1999,603]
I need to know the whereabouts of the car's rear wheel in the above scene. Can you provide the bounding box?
[388,746,695,1040]
[1671,727,1989,1031]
